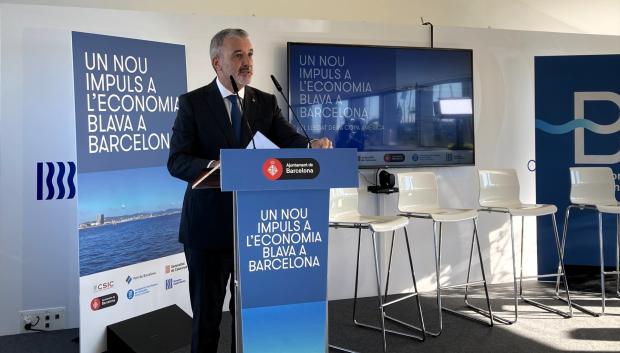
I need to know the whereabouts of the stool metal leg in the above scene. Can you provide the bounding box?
[329,345,359,353]
[382,229,427,341]
[555,206,572,295]
[489,215,519,324]
[435,219,493,328]
[348,227,388,351]
[599,212,606,314]
[352,228,362,325]
[616,214,620,296]
[400,221,444,337]
[383,231,396,301]
[328,225,362,353]
[519,214,573,318]
[371,232,388,353]
[554,205,600,317]
[351,227,426,352]
[464,219,476,303]
[432,220,444,336]
[552,213,574,317]
[474,219,495,326]
[510,215,519,323]
[465,211,517,324]
[507,215,519,324]
[458,219,494,326]
[519,217,525,297]
[402,227,427,339]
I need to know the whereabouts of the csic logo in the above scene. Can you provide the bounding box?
[127,289,134,299]
[165,278,173,290]
[536,91,620,164]
[36,161,77,200]
[90,293,118,311]
[93,281,114,293]
[262,158,320,181]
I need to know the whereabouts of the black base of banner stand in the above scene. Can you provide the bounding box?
[106,305,191,353]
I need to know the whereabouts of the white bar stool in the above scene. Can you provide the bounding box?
[556,167,620,316]
[397,171,493,336]
[477,169,573,324]
[329,187,426,353]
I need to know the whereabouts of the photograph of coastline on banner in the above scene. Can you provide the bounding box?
[78,166,185,276]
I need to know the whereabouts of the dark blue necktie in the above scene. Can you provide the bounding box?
[227,95,242,142]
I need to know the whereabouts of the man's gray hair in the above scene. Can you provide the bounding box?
[210,28,249,59]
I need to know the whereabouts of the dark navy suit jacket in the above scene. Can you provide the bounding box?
[167,79,308,249]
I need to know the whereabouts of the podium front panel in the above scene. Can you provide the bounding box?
[220,148,357,353]
[236,189,329,352]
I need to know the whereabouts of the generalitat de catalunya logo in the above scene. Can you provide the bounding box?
[262,158,320,181]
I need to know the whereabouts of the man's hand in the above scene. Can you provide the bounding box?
[310,137,333,149]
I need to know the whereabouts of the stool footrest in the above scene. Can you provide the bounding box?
[353,320,425,342]
[384,313,439,337]
[440,280,485,290]
[328,344,360,353]
[464,301,514,325]
[602,270,620,275]
[382,292,418,307]
[521,296,572,318]
[441,306,494,327]
[554,294,620,317]
[521,273,563,280]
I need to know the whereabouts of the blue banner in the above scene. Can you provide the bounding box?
[72,32,187,353]
[237,190,329,352]
[535,55,620,273]
[73,32,187,275]
[73,32,186,173]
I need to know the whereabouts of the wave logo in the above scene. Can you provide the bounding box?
[536,92,620,164]
[36,161,77,200]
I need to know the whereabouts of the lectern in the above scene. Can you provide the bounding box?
[218,148,357,353]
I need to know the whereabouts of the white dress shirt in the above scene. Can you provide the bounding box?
[216,77,245,122]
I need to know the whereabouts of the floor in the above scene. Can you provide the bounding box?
[2,279,620,353]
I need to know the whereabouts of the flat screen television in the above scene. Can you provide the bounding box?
[287,42,475,168]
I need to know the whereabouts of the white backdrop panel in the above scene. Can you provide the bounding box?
[0,3,618,338]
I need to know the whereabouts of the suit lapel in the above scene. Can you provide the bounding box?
[204,79,236,147]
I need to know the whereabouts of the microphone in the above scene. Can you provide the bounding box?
[229,75,256,149]
[270,74,311,148]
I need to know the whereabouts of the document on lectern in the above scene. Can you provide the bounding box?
[191,164,220,189]
[247,131,279,149]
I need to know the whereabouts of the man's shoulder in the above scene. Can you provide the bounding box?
[181,81,217,101]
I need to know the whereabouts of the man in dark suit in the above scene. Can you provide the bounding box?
[167,28,331,353]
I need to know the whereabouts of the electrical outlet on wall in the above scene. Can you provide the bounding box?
[19,307,65,333]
